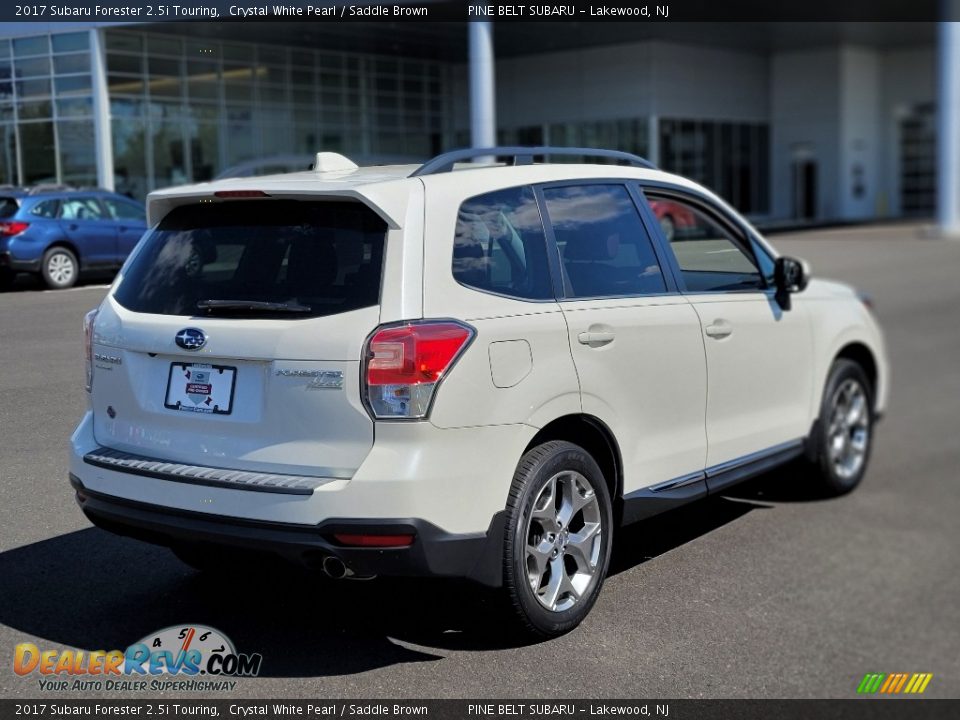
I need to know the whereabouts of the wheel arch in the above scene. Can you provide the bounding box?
[524,414,624,521]
[833,341,879,400]
[44,239,83,266]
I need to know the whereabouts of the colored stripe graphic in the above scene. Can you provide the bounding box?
[858,674,885,693]
[893,674,909,693]
[857,672,933,694]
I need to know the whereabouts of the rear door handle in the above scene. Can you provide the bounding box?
[578,331,616,347]
[704,321,733,339]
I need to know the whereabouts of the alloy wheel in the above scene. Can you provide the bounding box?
[47,252,76,287]
[524,470,603,612]
[826,378,870,480]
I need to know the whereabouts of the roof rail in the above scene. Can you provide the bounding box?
[27,183,76,195]
[409,146,656,177]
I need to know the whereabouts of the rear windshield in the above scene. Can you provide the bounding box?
[114,200,386,318]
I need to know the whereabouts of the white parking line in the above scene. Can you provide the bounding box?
[40,284,111,294]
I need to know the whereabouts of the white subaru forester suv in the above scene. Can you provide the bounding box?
[71,147,888,638]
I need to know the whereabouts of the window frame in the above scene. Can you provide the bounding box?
[636,182,773,295]
[535,178,679,302]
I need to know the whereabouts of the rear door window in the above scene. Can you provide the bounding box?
[542,184,667,298]
[113,200,386,318]
[59,197,106,221]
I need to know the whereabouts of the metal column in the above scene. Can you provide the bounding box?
[90,28,115,192]
[469,21,496,160]
[938,17,960,235]
[647,115,660,167]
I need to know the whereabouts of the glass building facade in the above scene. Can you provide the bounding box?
[1,28,449,199]
[5,24,909,223]
[0,31,96,188]
[659,119,770,216]
[105,29,447,198]
[1,26,771,215]
[457,117,771,215]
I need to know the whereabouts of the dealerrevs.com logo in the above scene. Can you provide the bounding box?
[14,625,263,692]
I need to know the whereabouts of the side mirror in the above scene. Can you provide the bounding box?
[775,256,809,293]
[773,256,810,309]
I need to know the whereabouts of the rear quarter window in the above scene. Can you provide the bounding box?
[30,199,59,218]
[452,185,552,300]
[113,200,386,318]
[0,197,19,219]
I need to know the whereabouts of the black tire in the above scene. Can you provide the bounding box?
[40,246,79,289]
[503,440,614,639]
[0,268,14,291]
[807,359,875,495]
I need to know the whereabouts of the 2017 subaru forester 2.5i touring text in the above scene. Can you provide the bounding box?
[70,147,888,638]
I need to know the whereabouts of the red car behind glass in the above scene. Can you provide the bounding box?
[648,198,697,241]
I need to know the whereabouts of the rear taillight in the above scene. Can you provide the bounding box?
[83,308,98,392]
[0,221,29,237]
[363,320,475,420]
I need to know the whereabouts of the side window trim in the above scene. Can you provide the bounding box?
[636,182,770,293]
[532,184,570,300]
[748,230,777,287]
[535,178,680,301]
[92,198,110,221]
[626,182,685,295]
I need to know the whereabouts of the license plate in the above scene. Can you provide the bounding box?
[164,363,237,415]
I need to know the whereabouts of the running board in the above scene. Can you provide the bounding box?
[621,439,805,525]
[704,439,805,494]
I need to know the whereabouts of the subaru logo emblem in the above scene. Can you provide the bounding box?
[175,328,207,351]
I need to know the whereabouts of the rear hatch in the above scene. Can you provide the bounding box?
[89,198,386,479]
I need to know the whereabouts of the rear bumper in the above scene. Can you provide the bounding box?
[71,473,505,586]
[70,411,530,533]
[0,250,40,273]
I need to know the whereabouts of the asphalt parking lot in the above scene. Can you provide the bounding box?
[1,222,958,699]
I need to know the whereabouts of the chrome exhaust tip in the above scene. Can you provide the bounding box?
[322,555,348,579]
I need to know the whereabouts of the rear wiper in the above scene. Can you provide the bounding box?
[196,299,312,313]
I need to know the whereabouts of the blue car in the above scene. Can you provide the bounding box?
[0,189,147,290]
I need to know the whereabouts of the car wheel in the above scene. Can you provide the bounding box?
[41,247,79,289]
[809,359,874,495]
[659,214,675,241]
[0,268,14,290]
[503,440,613,639]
